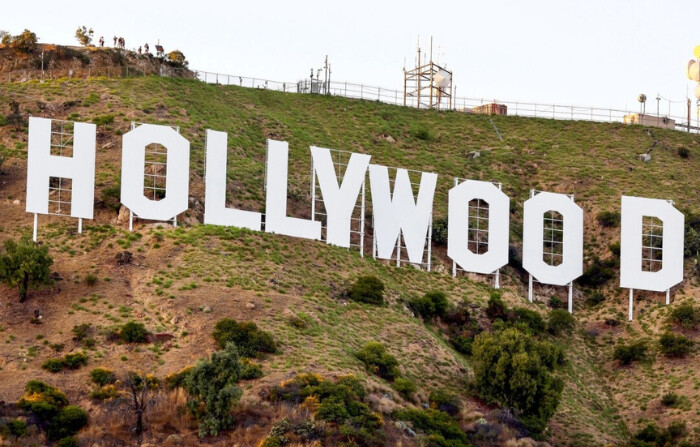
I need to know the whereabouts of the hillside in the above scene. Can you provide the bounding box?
[0,74,698,447]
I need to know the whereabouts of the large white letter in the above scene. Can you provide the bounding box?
[447,180,509,274]
[121,124,190,221]
[620,196,684,292]
[203,130,262,230]
[522,192,583,286]
[265,140,321,240]
[310,146,370,247]
[369,165,437,264]
[26,117,96,219]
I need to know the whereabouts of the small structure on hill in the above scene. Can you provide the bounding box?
[403,37,453,110]
[623,113,675,129]
[472,102,507,116]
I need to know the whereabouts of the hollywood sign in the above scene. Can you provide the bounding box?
[25,118,685,319]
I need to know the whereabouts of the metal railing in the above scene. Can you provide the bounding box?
[4,63,698,132]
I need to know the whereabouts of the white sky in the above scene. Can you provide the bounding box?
[5,0,700,121]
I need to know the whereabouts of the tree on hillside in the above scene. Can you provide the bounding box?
[184,342,243,437]
[75,26,94,46]
[11,29,37,53]
[471,327,565,434]
[0,236,53,302]
[123,371,160,441]
[167,50,188,67]
[0,30,11,46]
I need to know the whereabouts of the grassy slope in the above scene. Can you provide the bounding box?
[0,76,699,445]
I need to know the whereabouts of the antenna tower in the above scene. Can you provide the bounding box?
[403,36,453,110]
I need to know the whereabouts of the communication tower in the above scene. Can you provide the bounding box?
[403,37,453,110]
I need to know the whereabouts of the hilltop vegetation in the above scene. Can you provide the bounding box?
[0,74,698,446]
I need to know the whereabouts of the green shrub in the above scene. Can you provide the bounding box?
[240,358,264,380]
[547,309,576,336]
[658,332,693,358]
[355,342,399,381]
[471,328,564,433]
[5,419,27,437]
[347,275,385,305]
[548,296,567,309]
[392,408,468,446]
[90,385,120,400]
[392,377,417,399]
[71,323,92,341]
[486,291,507,321]
[586,290,606,306]
[596,211,621,228]
[429,390,461,417]
[578,257,616,287]
[47,405,88,440]
[119,321,149,343]
[101,184,122,212]
[450,334,473,355]
[164,366,194,389]
[90,368,117,386]
[678,147,690,158]
[184,343,243,437]
[661,392,679,407]
[85,273,98,286]
[431,216,448,246]
[57,437,78,447]
[409,291,449,320]
[512,307,545,334]
[17,380,68,421]
[63,352,88,369]
[92,114,115,126]
[212,318,276,357]
[42,358,65,372]
[613,341,648,365]
[669,303,699,329]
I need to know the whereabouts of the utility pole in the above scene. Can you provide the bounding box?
[324,55,328,95]
[40,50,45,83]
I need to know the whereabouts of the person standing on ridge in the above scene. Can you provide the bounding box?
[113,35,117,47]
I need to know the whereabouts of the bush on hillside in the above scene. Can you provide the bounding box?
[431,216,448,246]
[184,343,243,437]
[471,328,564,433]
[547,309,576,336]
[596,211,621,228]
[429,389,461,417]
[347,275,385,305]
[392,408,468,446]
[212,318,276,357]
[46,406,88,441]
[392,377,417,399]
[511,307,546,335]
[408,290,449,320]
[119,321,149,343]
[669,303,699,330]
[90,368,117,386]
[355,342,399,381]
[11,29,38,53]
[486,292,507,321]
[578,257,616,287]
[658,332,693,358]
[613,341,648,365]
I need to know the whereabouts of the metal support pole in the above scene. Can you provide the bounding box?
[372,213,377,260]
[495,269,500,289]
[78,218,83,234]
[396,235,401,267]
[310,158,316,221]
[452,260,457,278]
[129,210,133,232]
[665,289,670,305]
[33,213,38,242]
[568,282,573,314]
[427,215,432,272]
[528,275,533,302]
[173,216,177,228]
[628,289,634,321]
[360,181,365,258]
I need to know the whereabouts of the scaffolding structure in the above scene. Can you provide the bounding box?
[403,38,453,110]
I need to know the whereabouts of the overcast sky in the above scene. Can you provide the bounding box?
[5,0,700,121]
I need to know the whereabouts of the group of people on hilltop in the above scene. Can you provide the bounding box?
[137,43,149,55]
[113,36,126,49]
